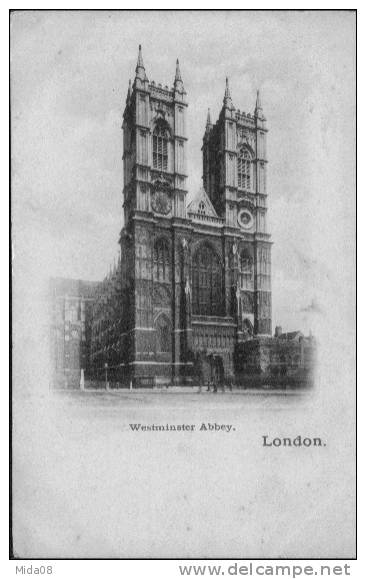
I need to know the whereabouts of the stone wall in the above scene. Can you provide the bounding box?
[234,335,316,388]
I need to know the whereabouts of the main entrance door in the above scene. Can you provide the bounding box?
[196,353,224,385]
[211,355,224,385]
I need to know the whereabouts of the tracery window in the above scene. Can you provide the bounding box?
[237,148,252,190]
[198,201,206,215]
[153,125,168,171]
[153,238,170,283]
[239,250,253,290]
[192,244,222,316]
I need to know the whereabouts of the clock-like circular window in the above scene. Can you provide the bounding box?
[238,209,254,230]
[151,190,172,215]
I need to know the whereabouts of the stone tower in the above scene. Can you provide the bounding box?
[122,46,188,223]
[119,46,190,386]
[202,80,272,335]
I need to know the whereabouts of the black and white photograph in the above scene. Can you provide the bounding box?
[11,9,356,560]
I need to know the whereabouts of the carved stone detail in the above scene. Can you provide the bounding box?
[242,292,254,313]
[153,284,171,308]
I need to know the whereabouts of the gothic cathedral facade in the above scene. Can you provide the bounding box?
[117,46,272,386]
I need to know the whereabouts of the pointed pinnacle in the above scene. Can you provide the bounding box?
[135,44,148,82]
[175,58,182,82]
[225,77,231,98]
[137,44,144,69]
[256,89,262,109]
[223,77,234,109]
[255,89,263,117]
[206,108,212,127]
[127,78,132,99]
[174,58,185,93]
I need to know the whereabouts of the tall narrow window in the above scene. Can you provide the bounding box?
[239,250,253,290]
[192,244,222,316]
[238,149,252,190]
[153,125,168,171]
[153,238,170,283]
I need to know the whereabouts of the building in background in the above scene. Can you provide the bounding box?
[50,47,315,389]
[50,278,98,388]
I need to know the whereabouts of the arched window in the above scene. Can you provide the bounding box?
[239,250,253,290]
[238,149,252,190]
[153,238,170,282]
[192,244,222,316]
[156,315,171,353]
[153,124,169,171]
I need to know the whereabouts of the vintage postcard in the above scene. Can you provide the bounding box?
[11,10,356,559]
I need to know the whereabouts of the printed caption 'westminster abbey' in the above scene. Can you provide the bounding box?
[51,46,315,390]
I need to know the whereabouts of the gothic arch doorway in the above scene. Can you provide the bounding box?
[210,355,224,385]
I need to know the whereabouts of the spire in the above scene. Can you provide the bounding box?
[205,108,212,133]
[175,59,182,82]
[174,58,185,93]
[137,44,144,68]
[223,77,234,109]
[255,89,263,117]
[225,77,230,99]
[127,78,132,101]
[135,44,147,81]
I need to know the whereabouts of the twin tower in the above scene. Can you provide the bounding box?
[119,46,272,386]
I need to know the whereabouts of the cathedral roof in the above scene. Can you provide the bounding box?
[187,187,218,218]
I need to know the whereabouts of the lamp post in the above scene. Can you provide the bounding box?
[104,362,109,390]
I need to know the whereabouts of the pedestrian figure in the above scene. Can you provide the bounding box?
[229,376,233,392]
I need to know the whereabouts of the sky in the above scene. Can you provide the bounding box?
[11,10,355,333]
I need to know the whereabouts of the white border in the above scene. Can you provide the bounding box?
[4,3,360,578]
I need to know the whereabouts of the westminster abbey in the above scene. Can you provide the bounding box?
[51,47,315,389]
